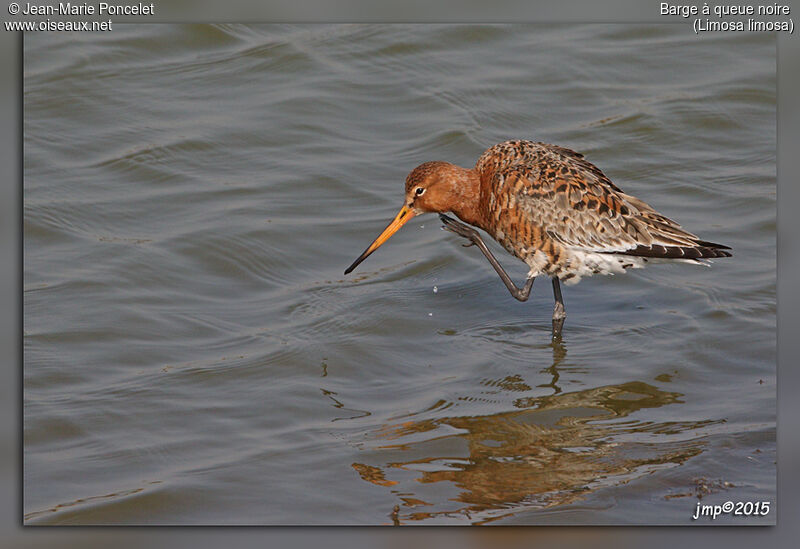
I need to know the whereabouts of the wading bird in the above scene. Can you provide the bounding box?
[344,140,731,335]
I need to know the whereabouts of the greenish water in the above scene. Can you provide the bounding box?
[24,24,775,524]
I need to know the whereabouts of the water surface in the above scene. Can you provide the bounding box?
[24,24,775,524]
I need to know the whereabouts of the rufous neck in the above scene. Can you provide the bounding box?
[446,165,483,229]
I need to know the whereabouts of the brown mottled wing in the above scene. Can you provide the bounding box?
[480,141,731,259]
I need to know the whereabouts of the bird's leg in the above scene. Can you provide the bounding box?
[440,214,535,302]
[551,277,566,336]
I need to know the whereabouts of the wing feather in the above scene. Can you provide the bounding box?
[479,140,731,259]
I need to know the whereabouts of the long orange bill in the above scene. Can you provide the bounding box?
[345,205,416,274]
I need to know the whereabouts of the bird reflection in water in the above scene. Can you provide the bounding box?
[350,342,720,525]
[537,336,566,395]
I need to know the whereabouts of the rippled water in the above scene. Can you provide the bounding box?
[24,24,775,524]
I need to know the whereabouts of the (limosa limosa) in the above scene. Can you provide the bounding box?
[344,140,731,335]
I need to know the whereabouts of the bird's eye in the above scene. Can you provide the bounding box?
[415,187,425,196]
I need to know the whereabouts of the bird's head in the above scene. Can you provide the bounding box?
[402,161,459,215]
[344,161,478,275]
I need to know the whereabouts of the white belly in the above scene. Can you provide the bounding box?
[523,248,702,285]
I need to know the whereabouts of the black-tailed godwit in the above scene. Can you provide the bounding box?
[345,140,731,335]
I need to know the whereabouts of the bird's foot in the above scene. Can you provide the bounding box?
[440,214,479,247]
[552,302,566,338]
[552,301,566,321]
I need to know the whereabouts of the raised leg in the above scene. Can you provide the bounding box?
[551,277,566,337]
[440,214,534,302]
